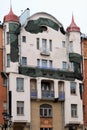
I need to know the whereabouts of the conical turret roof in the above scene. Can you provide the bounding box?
[67,15,80,32]
[4,5,19,22]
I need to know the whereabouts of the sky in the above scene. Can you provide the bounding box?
[1,0,87,34]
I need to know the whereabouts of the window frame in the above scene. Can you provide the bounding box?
[49,60,52,68]
[17,101,24,115]
[16,77,24,92]
[22,36,26,43]
[7,32,10,44]
[42,59,47,68]
[71,104,77,118]
[70,82,76,95]
[49,39,52,51]
[62,61,67,70]
[7,54,10,67]
[42,39,47,52]
[40,104,52,117]
[36,38,40,49]
[21,57,27,65]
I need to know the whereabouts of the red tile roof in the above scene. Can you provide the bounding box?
[4,6,19,22]
[67,15,80,32]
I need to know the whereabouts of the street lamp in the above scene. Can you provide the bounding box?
[2,112,12,130]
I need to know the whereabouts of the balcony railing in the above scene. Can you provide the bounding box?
[42,90,54,99]
[59,91,65,101]
[40,49,50,56]
[30,90,37,98]
[19,66,79,81]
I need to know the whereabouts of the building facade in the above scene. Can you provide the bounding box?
[0,24,7,127]
[81,35,87,129]
[1,6,83,130]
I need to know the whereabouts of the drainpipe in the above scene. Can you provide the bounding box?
[61,102,65,130]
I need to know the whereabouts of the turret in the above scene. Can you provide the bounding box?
[66,14,80,32]
[4,5,19,23]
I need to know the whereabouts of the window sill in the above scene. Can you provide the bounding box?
[17,114,24,116]
[16,90,24,92]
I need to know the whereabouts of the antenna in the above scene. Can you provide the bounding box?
[10,0,12,8]
[10,0,11,6]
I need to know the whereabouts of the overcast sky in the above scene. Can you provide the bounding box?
[1,0,87,34]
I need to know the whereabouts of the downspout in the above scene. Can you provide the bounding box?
[61,102,65,130]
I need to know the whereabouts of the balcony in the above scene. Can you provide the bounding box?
[19,65,83,81]
[40,49,50,56]
[30,90,37,99]
[42,90,54,99]
[58,91,65,101]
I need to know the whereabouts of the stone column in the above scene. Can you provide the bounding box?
[37,78,41,99]
[54,79,58,98]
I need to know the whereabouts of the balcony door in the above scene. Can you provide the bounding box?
[42,39,47,52]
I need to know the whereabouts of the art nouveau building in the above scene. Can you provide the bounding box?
[1,6,83,130]
[81,35,87,130]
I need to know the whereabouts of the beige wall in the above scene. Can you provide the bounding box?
[31,100,63,130]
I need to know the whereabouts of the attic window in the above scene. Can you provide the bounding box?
[40,26,47,31]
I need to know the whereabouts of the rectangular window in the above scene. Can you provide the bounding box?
[62,41,65,48]
[7,54,10,67]
[17,78,24,92]
[71,104,77,118]
[70,62,74,71]
[49,40,52,51]
[62,61,67,70]
[21,57,27,65]
[70,82,76,94]
[69,41,73,52]
[3,78,7,86]
[42,60,47,68]
[17,101,24,115]
[42,39,47,52]
[36,38,40,49]
[22,36,26,42]
[37,59,40,67]
[49,60,52,68]
[7,32,10,44]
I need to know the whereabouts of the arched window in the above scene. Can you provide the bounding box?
[40,104,52,117]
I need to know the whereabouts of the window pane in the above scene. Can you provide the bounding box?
[17,78,24,91]
[22,36,26,42]
[49,40,52,51]
[70,82,76,94]
[71,104,77,117]
[49,60,52,68]
[42,60,47,68]
[70,62,74,70]
[7,32,10,44]
[42,39,47,52]
[40,104,52,117]
[7,54,10,67]
[62,61,67,70]
[17,101,24,115]
[22,57,27,65]
[36,38,39,49]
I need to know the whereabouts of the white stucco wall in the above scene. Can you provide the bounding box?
[64,80,83,125]
[9,73,31,123]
